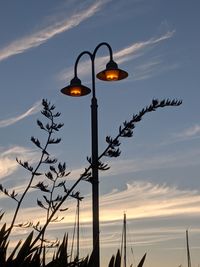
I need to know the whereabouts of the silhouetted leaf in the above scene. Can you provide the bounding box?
[53,112,61,117]
[7,240,22,261]
[50,166,57,174]
[37,199,47,209]
[37,119,45,130]
[45,171,54,180]
[49,138,61,144]
[43,156,57,164]
[16,158,33,172]
[58,162,66,173]
[0,212,4,221]
[34,182,49,192]
[31,136,42,149]
[59,207,68,212]
[33,172,43,176]
[15,231,36,263]
[43,195,50,205]
[137,253,147,267]
[114,249,121,267]
[56,181,65,188]
[108,255,115,267]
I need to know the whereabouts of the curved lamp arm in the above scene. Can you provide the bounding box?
[74,51,92,78]
[73,42,114,98]
[61,42,127,97]
[74,42,114,77]
[92,42,113,61]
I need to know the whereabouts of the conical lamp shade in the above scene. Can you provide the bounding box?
[96,60,128,81]
[61,77,91,97]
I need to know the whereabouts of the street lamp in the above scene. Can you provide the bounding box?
[61,42,128,267]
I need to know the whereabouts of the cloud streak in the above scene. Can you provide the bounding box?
[105,148,200,177]
[0,146,39,179]
[99,182,200,222]
[0,101,41,128]
[175,124,200,140]
[66,146,200,182]
[2,180,200,252]
[114,30,175,63]
[59,30,175,81]
[0,155,19,179]
[132,59,179,81]
[0,1,108,62]
[2,181,200,225]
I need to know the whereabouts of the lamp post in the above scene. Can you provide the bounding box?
[61,42,128,267]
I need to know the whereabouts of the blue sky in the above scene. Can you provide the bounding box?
[0,0,200,266]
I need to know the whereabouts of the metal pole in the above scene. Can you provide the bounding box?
[91,56,100,267]
[71,43,115,267]
[77,198,80,260]
[90,43,114,267]
[186,230,191,267]
[124,213,126,267]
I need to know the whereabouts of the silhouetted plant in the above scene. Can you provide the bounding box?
[0,215,128,267]
[0,98,182,267]
[0,99,66,244]
[30,98,182,249]
[137,253,147,267]
[108,250,121,267]
[33,162,71,250]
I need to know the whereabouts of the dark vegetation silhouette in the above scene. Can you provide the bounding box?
[0,98,182,266]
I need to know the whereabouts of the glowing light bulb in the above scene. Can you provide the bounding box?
[105,70,119,81]
[70,87,82,96]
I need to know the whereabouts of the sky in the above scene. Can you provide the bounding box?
[0,0,200,266]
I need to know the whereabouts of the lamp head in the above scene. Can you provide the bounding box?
[96,59,128,81]
[61,76,91,97]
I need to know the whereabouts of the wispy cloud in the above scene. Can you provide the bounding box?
[0,155,18,179]
[114,30,175,63]
[66,147,200,182]
[131,59,162,80]
[3,180,200,225]
[99,182,200,222]
[133,59,179,81]
[0,1,108,62]
[59,30,175,81]
[174,124,200,140]
[2,180,200,252]
[0,146,38,179]
[0,101,41,128]
[105,148,200,177]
